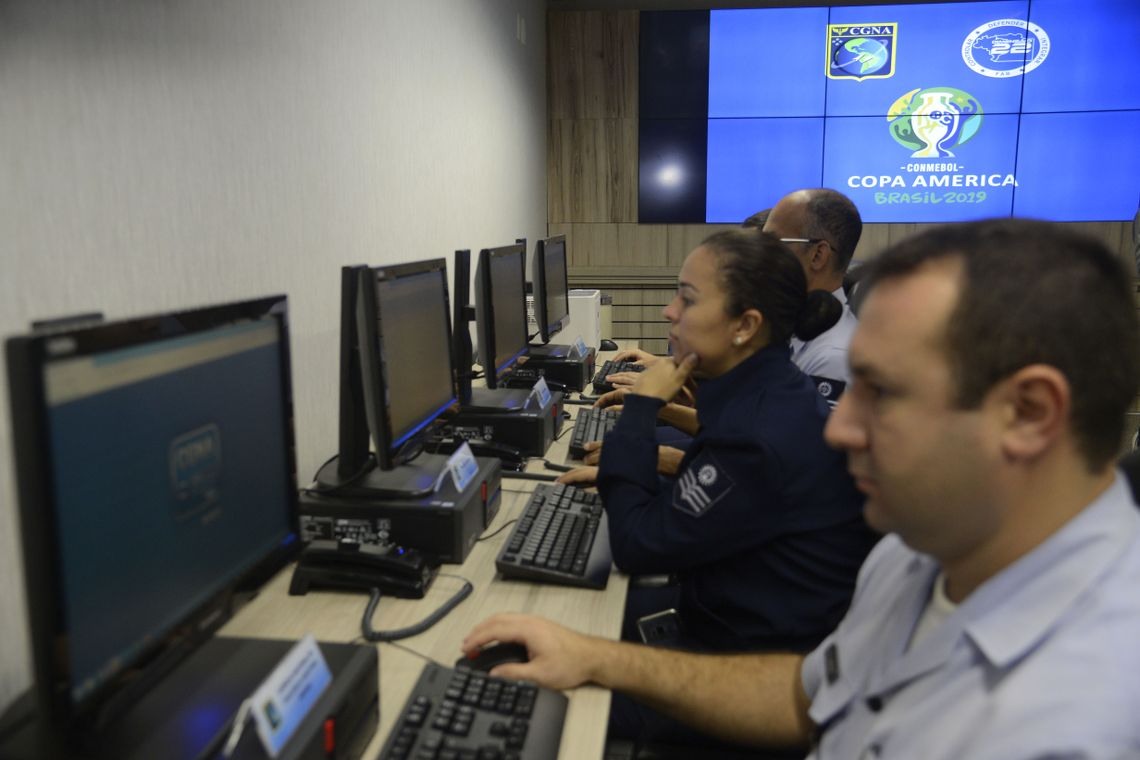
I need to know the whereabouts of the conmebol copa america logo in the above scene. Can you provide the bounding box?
[962,19,1050,78]
[887,87,982,159]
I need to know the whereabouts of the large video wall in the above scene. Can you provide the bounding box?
[639,0,1140,223]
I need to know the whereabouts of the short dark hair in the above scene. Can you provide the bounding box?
[861,218,1140,470]
[702,229,841,345]
[801,189,862,273]
[742,208,771,229]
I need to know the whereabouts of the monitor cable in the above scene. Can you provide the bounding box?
[301,452,377,498]
[361,575,473,642]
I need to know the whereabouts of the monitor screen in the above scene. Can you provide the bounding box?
[356,259,456,469]
[534,236,571,344]
[640,0,1140,223]
[5,297,299,723]
[475,244,529,388]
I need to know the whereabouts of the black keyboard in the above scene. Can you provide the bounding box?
[591,360,646,394]
[378,662,567,760]
[495,483,612,589]
[568,407,621,459]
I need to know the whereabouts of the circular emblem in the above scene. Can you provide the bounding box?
[818,381,833,398]
[697,464,718,487]
[832,37,890,77]
[962,19,1050,79]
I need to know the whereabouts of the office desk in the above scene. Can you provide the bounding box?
[219,368,628,759]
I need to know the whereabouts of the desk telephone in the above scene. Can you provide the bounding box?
[288,539,437,599]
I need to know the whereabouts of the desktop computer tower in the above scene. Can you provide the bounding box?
[297,456,502,565]
[513,348,595,392]
[450,391,564,457]
[0,638,378,760]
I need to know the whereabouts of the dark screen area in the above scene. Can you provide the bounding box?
[542,238,570,337]
[489,250,528,377]
[45,320,293,704]
[374,268,456,448]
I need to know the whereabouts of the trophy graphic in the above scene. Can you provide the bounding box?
[888,87,982,159]
[910,91,961,158]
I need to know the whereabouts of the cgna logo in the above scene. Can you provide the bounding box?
[828,23,897,81]
[170,424,222,519]
[887,87,983,158]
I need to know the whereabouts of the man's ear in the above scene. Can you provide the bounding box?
[993,364,1070,462]
[809,241,832,273]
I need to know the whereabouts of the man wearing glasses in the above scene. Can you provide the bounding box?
[760,188,862,406]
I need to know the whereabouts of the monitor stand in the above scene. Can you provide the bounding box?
[461,387,531,413]
[314,453,450,498]
[526,343,571,359]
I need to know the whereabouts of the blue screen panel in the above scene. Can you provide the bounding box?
[824,113,1019,222]
[51,335,291,698]
[825,1,1029,118]
[1013,111,1140,221]
[706,118,825,223]
[1022,0,1140,113]
[708,8,829,118]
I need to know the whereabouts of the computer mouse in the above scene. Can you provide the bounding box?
[455,642,530,672]
[599,339,618,351]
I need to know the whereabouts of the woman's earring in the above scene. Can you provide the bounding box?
[733,337,742,346]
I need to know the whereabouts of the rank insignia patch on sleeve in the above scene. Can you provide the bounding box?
[672,450,735,517]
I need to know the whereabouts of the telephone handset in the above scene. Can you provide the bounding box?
[288,539,438,599]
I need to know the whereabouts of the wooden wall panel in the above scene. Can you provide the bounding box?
[548,11,637,120]
[548,118,637,223]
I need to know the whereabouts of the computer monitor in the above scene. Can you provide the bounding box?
[355,258,456,471]
[5,296,300,730]
[475,244,529,390]
[532,235,570,344]
[452,249,475,407]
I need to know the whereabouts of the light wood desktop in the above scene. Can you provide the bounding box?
[219,350,626,759]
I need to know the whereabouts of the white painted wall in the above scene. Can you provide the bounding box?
[0,0,547,714]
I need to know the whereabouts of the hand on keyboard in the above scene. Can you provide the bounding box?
[611,348,659,366]
[593,387,628,409]
[603,370,643,389]
[555,466,598,487]
[580,441,602,466]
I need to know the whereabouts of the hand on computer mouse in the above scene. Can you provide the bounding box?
[455,642,530,674]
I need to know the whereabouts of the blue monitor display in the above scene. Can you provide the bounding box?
[643,0,1140,223]
[5,297,299,725]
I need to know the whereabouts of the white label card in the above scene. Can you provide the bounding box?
[529,376,552,409]
[445,441,480,493]
[249,634,332,757]
[572,335,589,359]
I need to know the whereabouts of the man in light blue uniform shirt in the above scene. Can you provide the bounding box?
[463,218,1140,758]
[763,188,862,406]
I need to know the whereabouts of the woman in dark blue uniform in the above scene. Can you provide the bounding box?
[567,229,875,651]
[572,228,876,745]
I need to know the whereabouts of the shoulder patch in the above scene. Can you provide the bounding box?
[672,450,735,517]
[810,375,846,407]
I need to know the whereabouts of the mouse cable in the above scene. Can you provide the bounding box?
[477,518,517,542]
[361,576,473,642]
